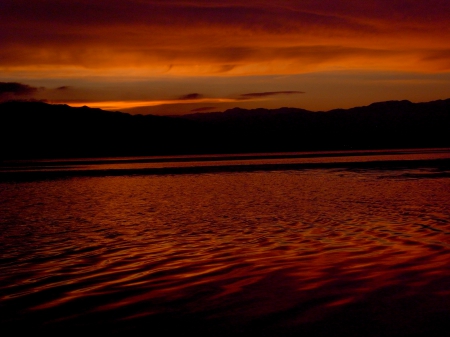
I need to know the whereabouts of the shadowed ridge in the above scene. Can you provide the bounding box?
[367,99,413,107]
[180,106,314,123]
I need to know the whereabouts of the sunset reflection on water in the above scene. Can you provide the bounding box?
[1,154,450,336]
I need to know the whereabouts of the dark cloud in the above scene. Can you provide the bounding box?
[190,106,217,112]
[56,86,70,90]
[178,93,203,100]
[240,91,305,98]
[3,98,48,103]
[0,82,38,96]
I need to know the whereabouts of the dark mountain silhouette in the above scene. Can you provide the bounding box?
[0,101,203,159]
[1,99,449,159]
[178,99,450,152]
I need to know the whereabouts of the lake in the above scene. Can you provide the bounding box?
[1,148,450,336]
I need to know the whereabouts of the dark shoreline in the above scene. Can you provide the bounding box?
[1,157,450,183]
[1,148,446,167]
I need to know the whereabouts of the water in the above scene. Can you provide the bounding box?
[1,149,450,336]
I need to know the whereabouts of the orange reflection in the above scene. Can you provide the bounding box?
[2,155,450,334]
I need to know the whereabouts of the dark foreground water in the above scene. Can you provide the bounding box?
[1,149,450,336]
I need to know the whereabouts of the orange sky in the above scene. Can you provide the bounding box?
[1,0,449,114]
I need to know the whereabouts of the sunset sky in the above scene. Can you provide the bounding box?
[1,0,449,115]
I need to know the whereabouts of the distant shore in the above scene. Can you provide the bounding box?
[1,154,449,182]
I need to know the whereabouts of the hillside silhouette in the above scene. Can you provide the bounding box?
[1,99,449,159]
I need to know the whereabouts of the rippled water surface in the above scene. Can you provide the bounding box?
[1,150,450,336]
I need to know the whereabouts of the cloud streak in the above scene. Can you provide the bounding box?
[240,91,305,98]
[53,91,304,110]
[178,93,203,100]
[57,98,240,110]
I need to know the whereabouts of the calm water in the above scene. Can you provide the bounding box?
[1,149,450,336]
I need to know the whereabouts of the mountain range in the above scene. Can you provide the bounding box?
[1,99,449,159]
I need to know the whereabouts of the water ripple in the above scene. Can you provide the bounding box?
[1,165,450,336]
